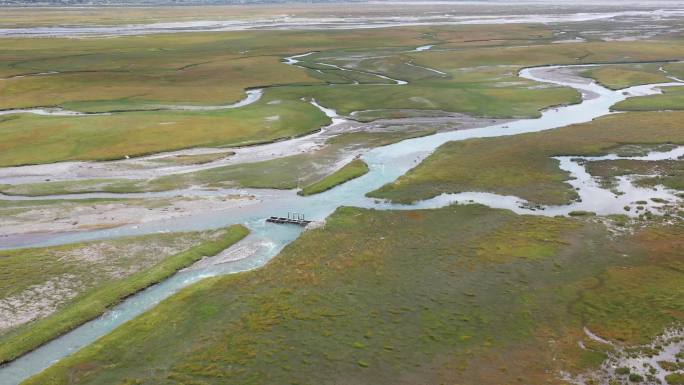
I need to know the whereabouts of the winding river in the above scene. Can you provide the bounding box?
[0,62,682,384]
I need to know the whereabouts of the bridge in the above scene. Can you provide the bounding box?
[266,212,312,227]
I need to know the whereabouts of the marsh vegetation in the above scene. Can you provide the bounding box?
[0,5,683,385]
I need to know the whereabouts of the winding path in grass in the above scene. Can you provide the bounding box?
[0,63,683,385]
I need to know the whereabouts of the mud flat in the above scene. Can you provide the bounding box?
[3,7,684,38]
[0,194,258,243]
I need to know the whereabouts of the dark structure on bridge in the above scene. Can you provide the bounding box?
[266,212,312,227]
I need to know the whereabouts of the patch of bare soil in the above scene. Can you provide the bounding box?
[0,274,82,332]
[0,195,257,239]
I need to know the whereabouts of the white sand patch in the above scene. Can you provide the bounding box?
[0,274,82,332]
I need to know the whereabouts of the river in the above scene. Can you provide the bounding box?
[0,63,681,384]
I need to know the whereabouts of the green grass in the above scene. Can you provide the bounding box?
[0,55,319,111]
[412,41,684,70]
[580,63,672,90]
[572,224,684,344]
[614,86,684,111]
[0,90,329,167]
[0,225,248,364]
[585,159,684,191]
[0,25,556,111]
[294,45,593,118]
[568,210,597,217]
[663,62,684,80]
[0,28,422,166]
[0,26,440,109]
[0,178,143,196]
[20,205,684,385]
[369,111,684,205]
[666,373,684,385]
[9,28,684,166]
[291,82,580,118]
[298,158,369,195]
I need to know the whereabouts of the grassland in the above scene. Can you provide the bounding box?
[0,91,329,167]
[0,25,552,110]
[0,26,440,107]
[0,55,317,111]
[664,62,684,79]
[284,82,579,119]
[572,222,684,344]
[3,8,684,385]
[370,111,684,205]
[298,40,684,118]
[0,27,429,166]
[298,158,369,196]
[20,205,684,385]
[4,26,684,166]
[579,63,672,90]
[613,86,684,111]
[0,225,248,364]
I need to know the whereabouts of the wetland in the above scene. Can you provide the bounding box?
[1,3,684,385]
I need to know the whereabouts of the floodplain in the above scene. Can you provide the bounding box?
[1,3,683,385]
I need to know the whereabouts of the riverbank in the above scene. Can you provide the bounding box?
[18,205,684,385]
[0,225,248,365]
[0,194,257,242]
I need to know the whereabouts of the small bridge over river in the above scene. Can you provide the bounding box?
[266,212,312,227]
